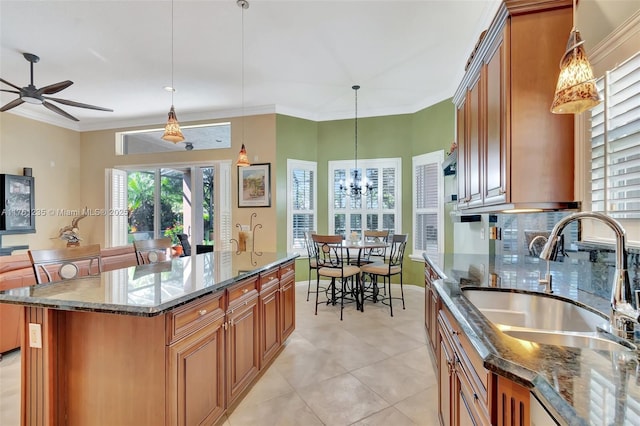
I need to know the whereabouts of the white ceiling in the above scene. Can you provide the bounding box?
[0,0,502,132]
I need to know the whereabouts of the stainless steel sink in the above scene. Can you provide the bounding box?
[461,288,608,332]
[501,329,635,352]
[461,288,636,352]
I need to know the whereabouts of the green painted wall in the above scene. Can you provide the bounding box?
[276,98,455,287]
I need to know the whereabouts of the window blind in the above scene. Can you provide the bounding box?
[591,51,640,219]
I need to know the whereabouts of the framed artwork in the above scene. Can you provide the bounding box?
[238,163,271,208]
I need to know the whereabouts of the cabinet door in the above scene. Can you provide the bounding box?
[429,291,439,354]
[467,76,483,207]
[438,324,454,426]
[226,295,260,405]
[167,315,225,426]
[280,276,296,341]
[1,174,35,231]
[483,33,508,206]
[259,281,281,367]
[456,101,468,206]
[496,374,530,426]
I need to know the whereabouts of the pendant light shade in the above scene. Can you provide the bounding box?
[162,0,185,143]
[550,1,601,114]
[237,143,250,167]
[236,0,250,167]
[162,105,185,143]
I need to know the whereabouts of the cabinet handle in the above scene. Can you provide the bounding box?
[244,301,248,306]
[198,309,207,316]
[223,321,228,330]
[242,288,249,294]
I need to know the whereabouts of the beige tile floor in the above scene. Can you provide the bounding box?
[0,281,438,426]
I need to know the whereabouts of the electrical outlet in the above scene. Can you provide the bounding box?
[29,323,42,348]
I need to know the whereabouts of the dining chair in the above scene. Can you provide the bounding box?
[133,237,172,265]
[311,234,362,320]
[362,230,390,264]
[304,230,320,301]
[28,244,103,284]
[360,234,408,317]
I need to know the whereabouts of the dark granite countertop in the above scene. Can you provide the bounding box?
[0,251,298,316]
[424,253,640,426]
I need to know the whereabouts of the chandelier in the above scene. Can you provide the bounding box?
[339,85,374,197]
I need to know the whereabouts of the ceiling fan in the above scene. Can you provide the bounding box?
[0,52,113,121]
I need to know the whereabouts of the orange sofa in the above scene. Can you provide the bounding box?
[0,245,140,354]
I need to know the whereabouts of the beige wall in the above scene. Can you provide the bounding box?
[1,112,277,252]
[0,114,82,250]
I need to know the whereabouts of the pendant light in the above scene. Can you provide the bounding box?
[161,0,185,143]
[236,0,250,167]
[339,85,374,197]
[550,0,601,114]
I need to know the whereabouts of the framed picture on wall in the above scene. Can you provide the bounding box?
[238,163,271,208]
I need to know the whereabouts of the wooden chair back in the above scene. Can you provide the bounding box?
[133,238,172,265]
[363,229,390,260]
[29,244,103,284]
[311,234,345,269]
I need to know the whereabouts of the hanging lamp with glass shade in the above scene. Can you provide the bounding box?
[236,0,250,167]
[161,0,185,143]
[550,0,601,114]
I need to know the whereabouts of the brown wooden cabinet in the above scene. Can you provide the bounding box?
[226,276,260,406]
[496,375,530,426]
[167,291,227,426]
[259,267,281,367]
[438,305,491,426]
[424,261,440,357]
[453,0,575,212]
[280,261,296,341]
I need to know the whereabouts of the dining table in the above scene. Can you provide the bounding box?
[340,239,389,310]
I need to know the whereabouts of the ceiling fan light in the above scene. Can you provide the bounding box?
[237,143,250,167]
[550,30,601,114]
[161,105,185,143]
[21,95,43,105]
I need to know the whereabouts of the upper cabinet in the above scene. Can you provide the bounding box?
[454,0,578,213]
[0,174,36,233]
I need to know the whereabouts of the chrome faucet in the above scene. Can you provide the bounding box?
[539,211,639,338]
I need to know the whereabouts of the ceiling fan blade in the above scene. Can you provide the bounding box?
[44,96,113,112]
[39,80,73,95]
[0,98,24,112]
[42,101,79,121]
[1,89,20,95]
[0,78,22,91]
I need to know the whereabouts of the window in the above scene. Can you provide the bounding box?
[590,51,640,219]
[116,122,231,155]
[328,158,401,238]
[107,163,230,250]
[287,159,317,254]
[582,16,640,245]
[412,151,443,260]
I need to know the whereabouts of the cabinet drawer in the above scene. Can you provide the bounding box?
[167,292,226,344]
[227,277,259,307]
[279,261,295,280]
[259,268,280,291]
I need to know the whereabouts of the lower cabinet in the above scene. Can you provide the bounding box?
[226,277,260,406]
[280,261,296,341]
[436,301,532,426]
[437,304,490,426]
[167,314,226,426]
[167,290,227,426]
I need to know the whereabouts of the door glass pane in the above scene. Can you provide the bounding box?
[202,167,215,244]
[128,170,156,242]
[160,168,187,246]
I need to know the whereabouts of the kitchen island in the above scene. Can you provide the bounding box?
[0,251,298,426]
[424,253,640,425]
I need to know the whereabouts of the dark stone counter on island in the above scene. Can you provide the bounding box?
[0,251,299,316]
[424,253,640,426]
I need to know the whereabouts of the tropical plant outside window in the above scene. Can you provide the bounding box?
[127,167,215,246]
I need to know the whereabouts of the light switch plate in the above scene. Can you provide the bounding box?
[29,323,42,348]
